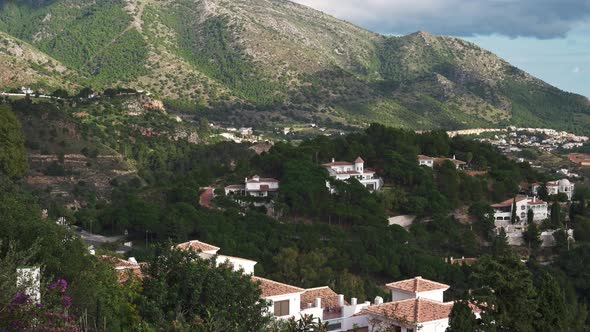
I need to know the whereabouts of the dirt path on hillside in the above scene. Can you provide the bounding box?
[86,0,146,66]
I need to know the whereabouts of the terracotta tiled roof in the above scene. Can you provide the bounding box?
[247,177,279,183]
[99,256,143,283]
[435,157,466,165]
[300,286,347,310]
[116,268,143,283]
[528,197,546,205]
[491,196,527,208]
[363,298,453,323]
[225,184,245,189]
[176,240,220,253]
[252,276,304,298]
[418,155,434,161]
[355,157,364,163]
[323,161,354,167]
[385,276,449,293]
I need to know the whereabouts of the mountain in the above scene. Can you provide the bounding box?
[0,0,589,133]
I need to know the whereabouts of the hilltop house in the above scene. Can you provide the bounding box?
[491,195,548,226]
[224,175,280,197]
[417,155,467,170]
[323,157,383,193]
[173,239,469,331]
[531,179,575,200]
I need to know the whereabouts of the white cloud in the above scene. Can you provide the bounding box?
[292,0,590,39]
[572,66,582,73]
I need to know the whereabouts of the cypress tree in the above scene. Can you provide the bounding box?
[511,197,518,224]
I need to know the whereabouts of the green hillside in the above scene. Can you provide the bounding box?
[0,0,589,133]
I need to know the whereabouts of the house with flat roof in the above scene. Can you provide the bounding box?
[418,155,467,170]
[323,157,383,193]
[224,175,279,197]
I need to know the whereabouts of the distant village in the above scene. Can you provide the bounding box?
[465,127,588,152]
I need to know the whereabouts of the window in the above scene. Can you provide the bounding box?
[273,300,290,316]
[407,329,414,332]
[521,205,526,210]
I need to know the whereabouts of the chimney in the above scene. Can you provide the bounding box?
[374,296,383,305]
[314,298,321,308]
[453,155,456,160]
[307,303,313,309]
[128,257,138,264]
[332,158,335,163]
[338,294,345,307]
[351,297,357,306]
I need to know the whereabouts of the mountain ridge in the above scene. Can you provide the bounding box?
[0,0,589,133]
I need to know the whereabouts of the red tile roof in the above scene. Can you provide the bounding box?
[491,196,527,208]
[176,240,220,252]
[363,298,453,323]
[385,276,449,293]
[225,184,245,189]
[252,276,304,298]
[246,177,279,183]
[99,256,143,283]
[418,155,434,161]
[300,286,347,310]
[323,161,354,167]
[355,157,364,163]
[199,187,213,209]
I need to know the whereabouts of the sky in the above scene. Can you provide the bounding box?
[292,0,590,98]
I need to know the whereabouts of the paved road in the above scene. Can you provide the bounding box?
[74,228,123,245]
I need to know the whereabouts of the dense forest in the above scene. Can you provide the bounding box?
[2,97,590,330]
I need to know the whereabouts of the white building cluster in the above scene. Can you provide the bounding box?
[175,240,466,332]
[225,175,280,197]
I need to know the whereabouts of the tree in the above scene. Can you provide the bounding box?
[523,221,541,252]
[446,301,478,332]
[0,106,27,178]
[551,202,562,228]
[471,253,538,331]
[533,272,569,331]
[469,201,495,240]
[538,183,549,201]
[139,245,270,331]
[269,314,328,332]
[510,197,518,224]
[491,228,509,256]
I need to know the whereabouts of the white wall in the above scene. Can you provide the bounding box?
[416,290,445,303]
[265,293,302,319]
[418,318,449,332]
[391,289,415,302]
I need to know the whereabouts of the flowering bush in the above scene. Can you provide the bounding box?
[1,279,79,331]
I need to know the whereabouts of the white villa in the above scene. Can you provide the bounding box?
[491,195,548,226]
[323,157,383,193]
[418,155,467,170]
[175,239,467,332]
[176,240,258,275]
[224,175,280,197]
[531,179,575,200]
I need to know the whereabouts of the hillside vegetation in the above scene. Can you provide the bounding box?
[0,0,589,133]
